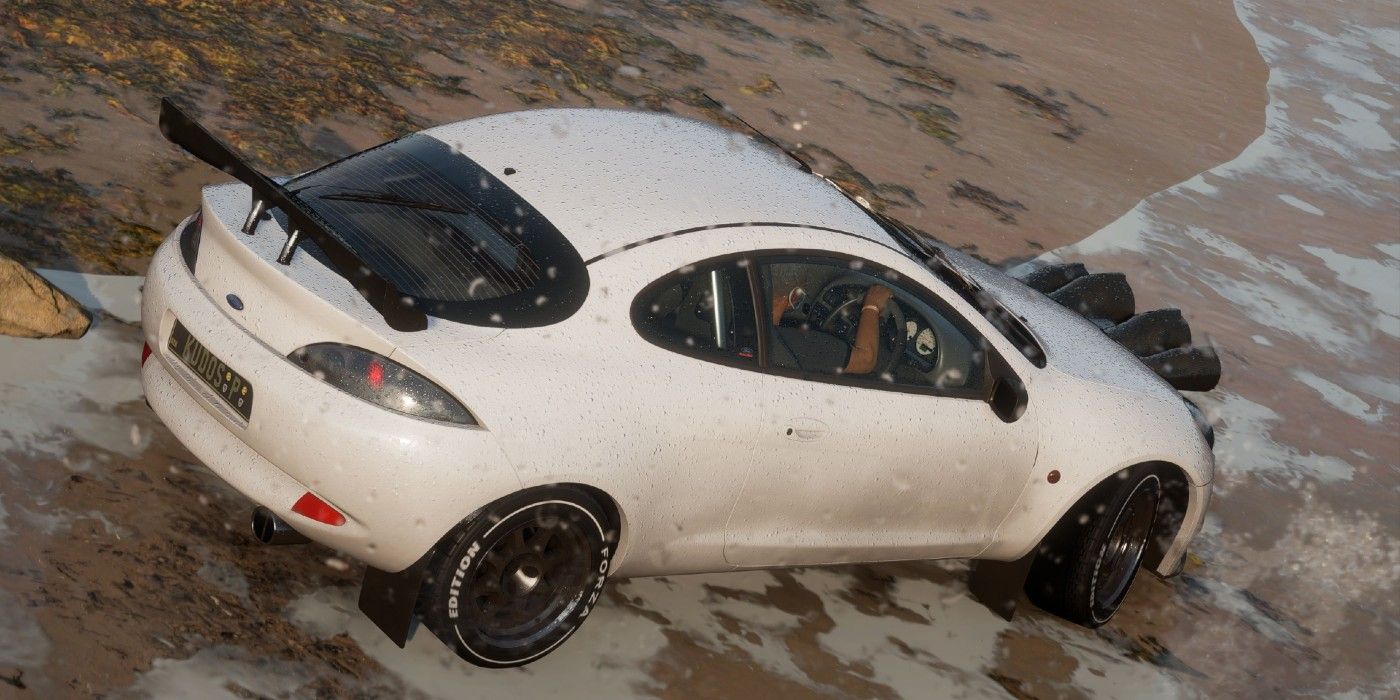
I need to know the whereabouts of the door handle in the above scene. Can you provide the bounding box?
[784,417,828,442]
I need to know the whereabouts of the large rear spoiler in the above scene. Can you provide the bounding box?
[158,98,428,332]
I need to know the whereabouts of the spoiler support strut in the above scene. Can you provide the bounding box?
[241,198,266,236]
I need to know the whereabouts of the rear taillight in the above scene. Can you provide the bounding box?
[291,492,346,526]
[178,211,202,272]
[288,344,476,425]
[141,342,152,366]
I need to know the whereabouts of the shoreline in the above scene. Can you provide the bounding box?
[1033,0,1399,693]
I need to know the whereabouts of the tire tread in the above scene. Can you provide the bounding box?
[1025,471,1160,627]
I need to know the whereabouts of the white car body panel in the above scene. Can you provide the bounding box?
[721,363,1039,567]
[417,110,889,262]
[941,247,1189,405]
[142,233,522,572]
[141,107,1212,582]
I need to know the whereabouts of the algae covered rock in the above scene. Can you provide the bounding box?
[0,254,92,339]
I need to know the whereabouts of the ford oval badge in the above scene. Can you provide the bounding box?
[226,293,244,311]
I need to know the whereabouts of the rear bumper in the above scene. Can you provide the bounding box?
[141,233,521,571]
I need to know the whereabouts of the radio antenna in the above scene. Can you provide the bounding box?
[698,92,908,237]
[700,92,812,174]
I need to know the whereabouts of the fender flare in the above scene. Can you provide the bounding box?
[358,482,625,647]
[968,461,1195,620]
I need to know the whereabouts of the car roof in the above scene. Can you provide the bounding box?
[420,108,898,262]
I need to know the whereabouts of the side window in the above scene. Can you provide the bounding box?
[632,260,759,365]
[761,258,987,395]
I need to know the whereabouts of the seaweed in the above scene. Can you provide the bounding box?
[739,74,781,97]
[0,165,163,272]
[793,39,831,59]
[1069,90,1111,118]
[505,80,562,105]
[1,1,704,170]
[827,79,908,123]
[795,143,922,212]
[0,671,24,690]
[949,179,1026,223]
[918,23,1019,60]
[900,102,960,144]
[996,83,1086,141]
[892,76,951,98]
[624,0,777,41]
[757,0,829,21]
[862,46,956,93]
[0,124,77,157]
[950,7,993,22]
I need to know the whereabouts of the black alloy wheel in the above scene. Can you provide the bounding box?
[1025,470,1162,628]
[420,486,615,667]
[1089,477,1160,623]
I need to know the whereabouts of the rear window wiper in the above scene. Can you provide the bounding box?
[158,98,427,332]
[307,188,476,216]
[312,190,470,214]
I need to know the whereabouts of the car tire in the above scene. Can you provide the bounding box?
[419,486,615,667]
[1025,470,1162,627]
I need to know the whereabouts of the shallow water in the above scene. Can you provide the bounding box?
[1031,0,1400,694]
[0,0,1395,697]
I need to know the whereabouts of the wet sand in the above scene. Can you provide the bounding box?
[3,0,1396,698]
[0,0,1264,271]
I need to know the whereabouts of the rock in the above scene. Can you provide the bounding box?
[0,254,92,339]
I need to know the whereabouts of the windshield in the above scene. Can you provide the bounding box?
[288,133,587,327]
[866,210,1047,367]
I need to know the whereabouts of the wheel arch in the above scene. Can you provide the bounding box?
[358,481,628,648]
[1037,460,1193,568]
[970,460,1193,619]
[1136,461,1193,573]
[555,482,628,558]
[438,481,629,568]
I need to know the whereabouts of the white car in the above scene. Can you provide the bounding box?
[142,99,1219,667]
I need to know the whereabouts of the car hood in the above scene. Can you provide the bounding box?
[939,248,1180,402]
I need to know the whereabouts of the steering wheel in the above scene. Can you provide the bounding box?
[809,276,906,378]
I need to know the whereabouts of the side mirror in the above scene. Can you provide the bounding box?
[988,368,1028,423]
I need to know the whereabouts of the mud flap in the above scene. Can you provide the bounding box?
[968,553,1036,621]
[359,556,430,647]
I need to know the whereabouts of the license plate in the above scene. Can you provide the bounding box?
[168,320,254,421]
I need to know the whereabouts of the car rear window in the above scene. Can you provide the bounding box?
[288,133,587,327]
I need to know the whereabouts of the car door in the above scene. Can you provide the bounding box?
[603,254,771,574]
[722,253,1039,567]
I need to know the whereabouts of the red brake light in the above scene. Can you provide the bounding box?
[141,342,152,366]
[367,358,384,390]
[291,492,346,526]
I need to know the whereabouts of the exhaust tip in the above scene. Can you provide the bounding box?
[251,506,310,545]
